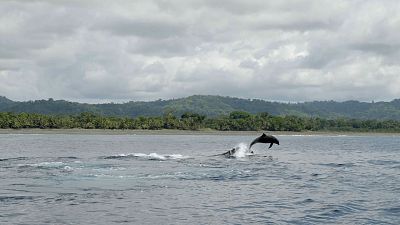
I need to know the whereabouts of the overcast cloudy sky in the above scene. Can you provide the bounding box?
[1,0,399,102]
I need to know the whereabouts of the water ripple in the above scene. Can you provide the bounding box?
[1,134,400,224]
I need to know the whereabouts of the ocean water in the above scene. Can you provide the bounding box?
[0,133,399,224]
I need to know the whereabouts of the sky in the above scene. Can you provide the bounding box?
[1,0,400,103]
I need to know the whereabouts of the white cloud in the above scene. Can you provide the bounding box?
[0,0,399,102]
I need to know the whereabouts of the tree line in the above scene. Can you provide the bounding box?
[1,111,400,132]
[3,95,400,120]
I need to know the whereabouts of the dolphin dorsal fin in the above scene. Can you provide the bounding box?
[262,133,266,137]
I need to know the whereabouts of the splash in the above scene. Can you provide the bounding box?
[233,142,251,158]
[19,161,65,168]
[148,153,166,160]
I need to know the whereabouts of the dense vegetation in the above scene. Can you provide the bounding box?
[1,111,400,132]
[2,95,400,120]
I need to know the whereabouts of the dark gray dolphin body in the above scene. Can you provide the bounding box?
[249,133,279,149]
[220,147,254,158]
[221,148,237,158]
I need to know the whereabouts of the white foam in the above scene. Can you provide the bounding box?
[233,142,251,158]
[109,153,189,160]
[63,166,74,171]
[168,154,189,159]
[148,153,166,160]
[32,161,65,167]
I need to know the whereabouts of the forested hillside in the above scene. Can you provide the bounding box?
[2,111,400,132]
[1,95,400,120]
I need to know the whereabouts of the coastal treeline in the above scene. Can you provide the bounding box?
[1,111,400,132]
[3,95,400,120]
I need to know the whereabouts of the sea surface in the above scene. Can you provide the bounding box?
[0,133,399,224]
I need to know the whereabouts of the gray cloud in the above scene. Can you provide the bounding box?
[0,0,400,102]
[94,18,186,39]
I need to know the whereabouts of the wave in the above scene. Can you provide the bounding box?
[0,195,36,202]
[19,161,65,168]
[0,156,78,162]
[317,162,356,168]
[0,157,29,162]
[57,156,79,160]
[368,159,400,166]
[17,161,75,171]
[103,153,190,161]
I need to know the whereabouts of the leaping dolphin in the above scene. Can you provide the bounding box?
[219,133,279,157]
[249,133,279,149]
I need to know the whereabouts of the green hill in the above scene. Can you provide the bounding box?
[1,95,400,120]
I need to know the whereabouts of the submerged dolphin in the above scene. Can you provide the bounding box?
[221,148,237,158]
[249,133,279,149]
[220,147,254,158]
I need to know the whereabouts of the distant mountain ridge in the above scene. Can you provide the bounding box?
[1,95,400,120]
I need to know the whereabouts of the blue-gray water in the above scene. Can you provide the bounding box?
[1,133,400,224]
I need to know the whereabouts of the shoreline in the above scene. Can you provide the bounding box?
[0,128,399,136]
